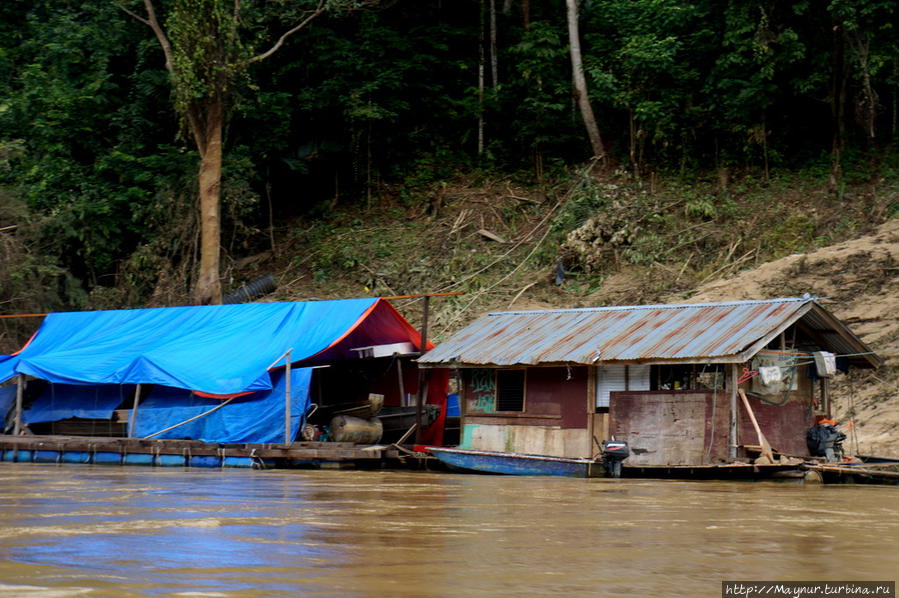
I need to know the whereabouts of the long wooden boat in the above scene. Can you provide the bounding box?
[427,447,842,481]
[803,462,899,486]
[427,447,604,477]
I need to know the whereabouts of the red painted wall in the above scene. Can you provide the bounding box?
[461,366,589,429]
[526,367,588,429]
[738,393,814,457]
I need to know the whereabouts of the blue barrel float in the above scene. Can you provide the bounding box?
[93,452,122,465]
[60,452,91,464]
[222,456,254,468]
[189,455,222,468]
[33,450,60,464]
[123,453,154,466]
[3,449,33,462]
[156,454,187,467]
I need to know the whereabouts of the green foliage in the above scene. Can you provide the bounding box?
[167,0,247,115]
[551,171,610,234]
[1,0,899,315]
[506,21,571,153]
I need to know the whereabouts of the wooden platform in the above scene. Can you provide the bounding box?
[622,462,810,480]
[0,434,410,469]
[802,463,899,486]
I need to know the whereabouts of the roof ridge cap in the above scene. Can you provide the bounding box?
[487,296,813,317]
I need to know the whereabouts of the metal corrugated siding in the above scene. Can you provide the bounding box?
[419,298,812,366]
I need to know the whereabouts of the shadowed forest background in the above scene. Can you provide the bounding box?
[1,0,898,347]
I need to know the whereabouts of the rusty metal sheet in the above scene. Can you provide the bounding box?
[419,298,860,367]
[609,391,718,466]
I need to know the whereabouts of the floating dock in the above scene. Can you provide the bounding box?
[0,434,411,470]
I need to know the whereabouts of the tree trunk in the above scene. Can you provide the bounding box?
[849,36,877,142]
[489,0,498,89]
[830,27,847,192]
[124,0,331,306]
[565,0,605,160]
[477,0,486,156]
[628,108,637,178]
[193,99,224,305]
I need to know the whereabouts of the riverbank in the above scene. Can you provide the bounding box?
[1,463,898,597]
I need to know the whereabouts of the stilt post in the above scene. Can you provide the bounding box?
[415,295,430,444]
[397,356,405,407]
[285,350,293,445]
[14,374,25,435]
[128,384,142,438]
[728,364,738,460]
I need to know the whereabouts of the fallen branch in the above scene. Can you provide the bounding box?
[698,248,756,285]
[508,281,538,308]
[675,253,694,283]
[478,229,507,243]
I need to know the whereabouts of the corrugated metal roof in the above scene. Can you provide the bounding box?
[418,297,877,367]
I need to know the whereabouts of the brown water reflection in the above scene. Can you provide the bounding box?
[0,463,896,597]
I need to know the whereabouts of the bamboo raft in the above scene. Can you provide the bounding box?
[801,462,899,486]
[0,434,406,470]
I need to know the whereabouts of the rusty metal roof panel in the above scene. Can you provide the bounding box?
[419,298,816,366]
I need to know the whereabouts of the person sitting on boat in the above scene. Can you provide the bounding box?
[806,416,846,462]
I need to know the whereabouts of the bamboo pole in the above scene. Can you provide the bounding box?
[728,364,738,460]
[393,423,417,447]
[380,292,464,300]
[415,295,430,444]
[397,356,405,407]
[738,389,775,463]
[142,396,236,439]
[266,347,294,371]
[13,374,24,435]
[586,366,596,458]
[285,349,292,445]
[128,384,142,438]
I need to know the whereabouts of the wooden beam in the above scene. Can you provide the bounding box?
[128,384,142,438]
[13,374,24,435]
[728,364,738,460]
[285,350,293,444]
[587,366,596,457]
[396,356,405,406]
[380,292,465,300]
[415,295,430,444]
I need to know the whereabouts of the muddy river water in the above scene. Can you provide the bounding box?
[0,463,896,597]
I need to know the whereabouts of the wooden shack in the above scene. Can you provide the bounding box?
[0,297,450,467]
[417,297,879,466]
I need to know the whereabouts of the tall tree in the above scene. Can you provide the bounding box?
[565,0,605,160]
[121,0,364,304]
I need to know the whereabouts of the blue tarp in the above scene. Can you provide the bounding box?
[0,298,378,395]
[0,385,16,427]
[22,384,134,424]
[131,368,311,443]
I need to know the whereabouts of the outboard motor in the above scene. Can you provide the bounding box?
[602,440,630,478]
[806,418,846,462]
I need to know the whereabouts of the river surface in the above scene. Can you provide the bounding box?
[0,463,896,597]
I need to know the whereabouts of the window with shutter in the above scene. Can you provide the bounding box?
[496,370,525,412]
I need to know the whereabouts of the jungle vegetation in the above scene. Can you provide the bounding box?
[1,0,898,334]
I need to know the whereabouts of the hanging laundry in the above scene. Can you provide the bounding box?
[758,366,782,385]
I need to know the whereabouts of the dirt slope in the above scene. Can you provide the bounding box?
[686,218,899,456]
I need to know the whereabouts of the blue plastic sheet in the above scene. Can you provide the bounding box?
[0,299,377,395]
[0,385,16,426]
[131,368,312,443]
[0,356,16,386]
[22,384,133,424]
